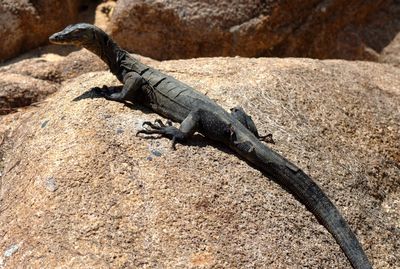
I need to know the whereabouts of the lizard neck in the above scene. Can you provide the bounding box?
[83,30,126,76]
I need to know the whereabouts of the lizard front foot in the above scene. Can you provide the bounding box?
[93,85,124,101]
[136,119,184,150]
[93,85,111,96]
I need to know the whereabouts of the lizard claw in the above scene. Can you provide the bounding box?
[142,119,170,129]
[259,133,275,144]
[154,119,167,127]
[171,137,177,150]
[136,129,151,136]
[137,121,160,136]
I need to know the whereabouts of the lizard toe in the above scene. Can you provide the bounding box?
[154,119,166,127]
[142,121,161,129]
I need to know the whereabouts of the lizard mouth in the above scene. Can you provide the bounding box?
[49,32,75,45]
[49,33,66,44]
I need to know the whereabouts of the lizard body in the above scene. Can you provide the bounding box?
[49,23,372,269]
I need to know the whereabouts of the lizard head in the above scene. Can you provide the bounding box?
[49,23,123,71]
[49,23,101,47]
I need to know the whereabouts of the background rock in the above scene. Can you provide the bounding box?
[0,48,107,83]
[0,48,107,114]
[109,0,400,61]
[0,73,57,115]
[379,32,400,67]
[94,0,117,30]
[0,57,399,268]
[0,0,93,62]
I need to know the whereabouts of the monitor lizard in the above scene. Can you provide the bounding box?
[49,23,372,269]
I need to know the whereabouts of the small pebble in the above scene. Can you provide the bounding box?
[151,149,162,157]
[45,177,58,192]
[4,244,19,257]
[41,120,49,128]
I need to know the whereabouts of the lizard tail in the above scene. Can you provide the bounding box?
[235,142,372,269]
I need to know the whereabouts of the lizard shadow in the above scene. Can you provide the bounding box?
[72,86,116,102]
[72,86,155,115]
[177,134,279,184]
[140,133,209,149]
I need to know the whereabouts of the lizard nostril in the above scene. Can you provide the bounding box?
[49,33,59,42]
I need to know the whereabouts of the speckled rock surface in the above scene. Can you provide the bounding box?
[0,56,399,268]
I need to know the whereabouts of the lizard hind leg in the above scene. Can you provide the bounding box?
[230,106,275,144]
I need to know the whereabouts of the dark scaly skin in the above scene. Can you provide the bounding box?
[49,24,372,269]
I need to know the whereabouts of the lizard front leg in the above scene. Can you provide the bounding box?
[137,109,201,150]
[96,72,145,102]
